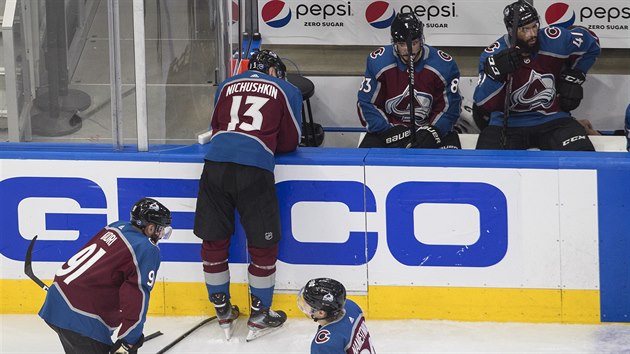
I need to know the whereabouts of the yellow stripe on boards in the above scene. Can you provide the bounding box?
[0,280,599,324]
[368,286,600,324]
[0,279,48,314]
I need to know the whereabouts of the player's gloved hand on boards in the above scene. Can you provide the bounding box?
[484,47,524,81]
[557,69,585,111]
[110,334,144,354]
[409,125,441,148]
[378,125,412,148]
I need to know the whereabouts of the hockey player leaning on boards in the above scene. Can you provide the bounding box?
[193,49,302,342]
[298,278,376,354]
[357,11,462,149]
[473,1,601,151]
[39,198,172,354]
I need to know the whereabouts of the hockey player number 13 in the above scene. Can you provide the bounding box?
[56,244,106,285]
[228,96,269,132]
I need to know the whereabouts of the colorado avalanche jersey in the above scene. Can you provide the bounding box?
[311,299,375,354]
[205,70,302,172]
[357,44,462,136]
[39,221,160,346]
[474,26,601,127]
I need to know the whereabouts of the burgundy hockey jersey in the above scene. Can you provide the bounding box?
[357,44,462,137]
[473,26,601,127]
[39,221,159,346]
[205,70,303,172]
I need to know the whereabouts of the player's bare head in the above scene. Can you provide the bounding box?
[391,12,424,64]
[248,49,287,79]
[504,1,540,49]
[297,278,346,322]
[130,198,172,243]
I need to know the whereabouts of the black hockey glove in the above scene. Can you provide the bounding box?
[110,335,144,354]
[409,125,441,148]
[483,47,523,82]
[557,69,585,112]
[378,125,412,148]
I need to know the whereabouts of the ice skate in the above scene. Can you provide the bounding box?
[245,296,287,342]
[210,293,240,340]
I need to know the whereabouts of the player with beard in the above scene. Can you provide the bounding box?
[473,1,601,150]
[357,12,462,149]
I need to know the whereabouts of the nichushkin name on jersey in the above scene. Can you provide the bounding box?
[225,81,278,99]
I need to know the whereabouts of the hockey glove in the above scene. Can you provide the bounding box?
[378,125,412,148]
[409,125,441,148]
[110,335,144,354]
[483,47,523,82]
[557,69,585,112]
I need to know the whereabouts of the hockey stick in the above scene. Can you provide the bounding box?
[406,33,417,147]
[155,316,217,354]
[501,0,523,149]
[24,235,49,291]
[144,330,164,341]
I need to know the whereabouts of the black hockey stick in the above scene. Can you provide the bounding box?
[501,0,523,149]
[155,316,217,354]
[144,330,164,341]
[24,235,49,291]
[406,32,417,147]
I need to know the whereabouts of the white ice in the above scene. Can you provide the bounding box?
[3,314,630,353]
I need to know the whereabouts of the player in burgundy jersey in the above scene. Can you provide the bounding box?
[298,278,375,354]
[193,49,302,341]
[474,1,601,150]
[357,12,462,149]
[39,198,172,354]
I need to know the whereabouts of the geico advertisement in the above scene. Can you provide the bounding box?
[258,0,506,47]
[537,0,629,48]
[0,159,598,292]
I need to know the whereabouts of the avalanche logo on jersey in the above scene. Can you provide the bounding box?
[261,0,292,28]
[365,1,396,29]
[385,86,432,124]
[544,2,575,28]
[315,329,331,344]
[510,70,556,112]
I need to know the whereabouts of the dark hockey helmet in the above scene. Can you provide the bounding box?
[130,198,173,240]
[297,278,346,320]
[248,49,287,79]
[390,12,424,44]
[503,1,539,33]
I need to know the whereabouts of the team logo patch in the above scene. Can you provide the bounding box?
[365,1,396,29]
[544,26,561,39]
[544,2,575,28]
[315,329,331,344]
[261,1,292,28]
[438,50,452,61]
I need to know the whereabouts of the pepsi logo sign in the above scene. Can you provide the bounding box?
[545,2,575,28]
[261,0,292,28]
[365,1,396,29]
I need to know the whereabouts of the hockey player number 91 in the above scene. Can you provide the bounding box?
[56,244,106,285]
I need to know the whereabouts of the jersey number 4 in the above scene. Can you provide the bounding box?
[228,96,269,132]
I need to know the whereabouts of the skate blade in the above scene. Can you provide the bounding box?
[220,318,238,340]
[245,324,283,342]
